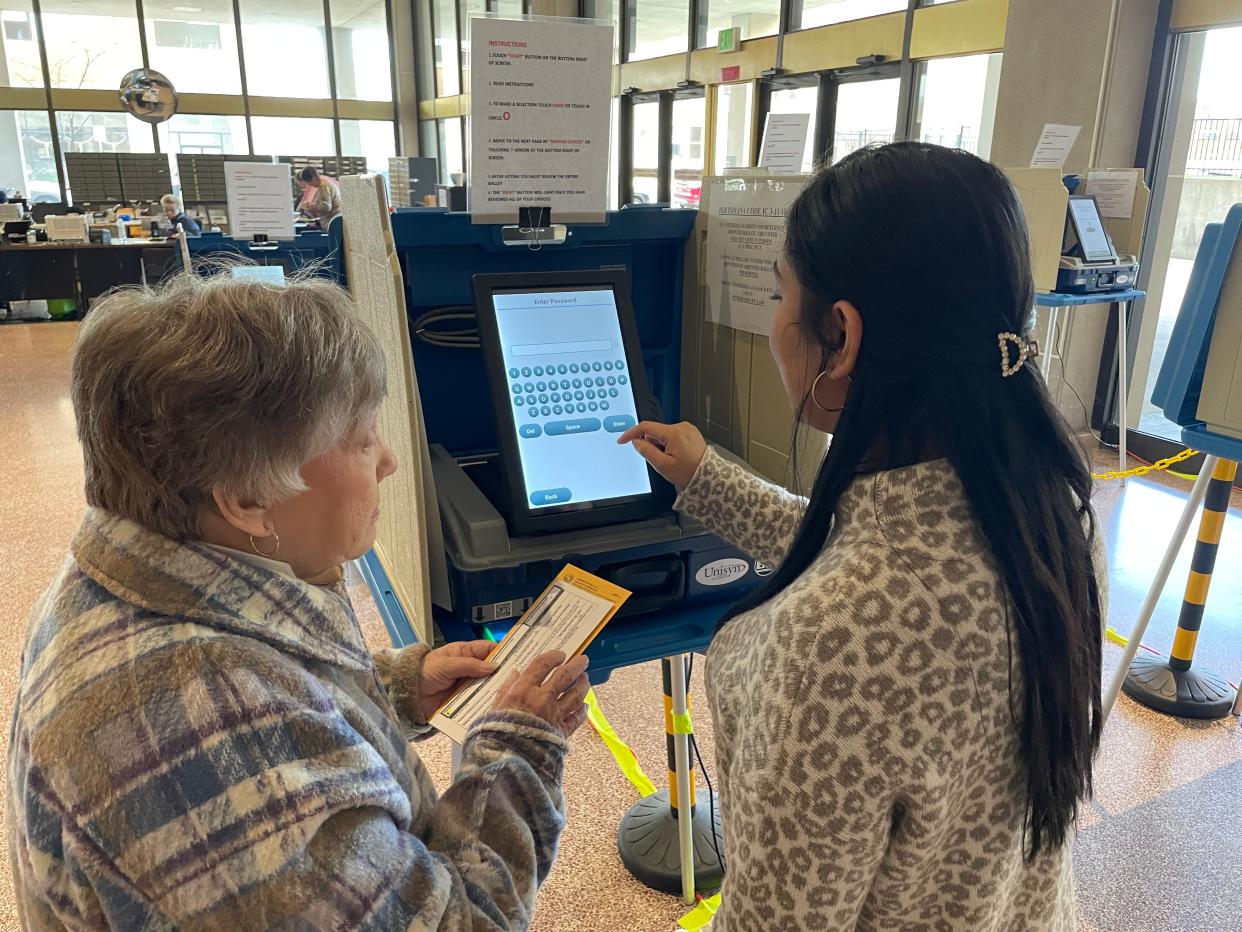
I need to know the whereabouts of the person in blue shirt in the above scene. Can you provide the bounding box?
[160,194,202,237]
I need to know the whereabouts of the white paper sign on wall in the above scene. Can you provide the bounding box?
[469,16,613,225]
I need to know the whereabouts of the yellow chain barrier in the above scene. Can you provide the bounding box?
[1092,448,1198,482]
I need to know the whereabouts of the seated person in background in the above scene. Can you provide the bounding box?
[297,166,342,225]
[8,271,590,930]
[160,193,202,236]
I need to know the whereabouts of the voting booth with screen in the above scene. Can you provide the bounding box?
[475,270,672,535]
[358,207,762,678]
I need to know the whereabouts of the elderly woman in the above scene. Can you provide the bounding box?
[8,272,590,930]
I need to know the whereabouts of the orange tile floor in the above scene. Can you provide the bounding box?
[2,320,1239,931]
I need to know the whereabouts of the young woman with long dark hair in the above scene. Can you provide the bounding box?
[620,142,1105,929]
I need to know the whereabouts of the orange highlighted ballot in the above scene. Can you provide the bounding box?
[430,566,630,743]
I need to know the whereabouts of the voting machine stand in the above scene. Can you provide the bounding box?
[1102,204,1242,722]
[359,206,753,901]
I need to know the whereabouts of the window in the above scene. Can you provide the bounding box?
[831,78,899,161]
[39,0,143,90]
[340,118,397,173]
[493,0,524,16]
[332,0,393,101]
[1130,27,1242,441]
[0,111,57,203]
[629,0,688,61]
[608,97,620,210]
[714,82,755,174]
[438,116,464,184]
[768,85,818,173]
[433,0,460,96]
[152,21,222,49]
[160,113,249,155]
[701,0,780,49]
[1,5,44,88]
[912,53,1001,158]
[57,111,155,154]
[143,1,242,96]
[672,95,706,207]
[459,0,485,92]
[582,0,621,64]
[249,116,335,156]
[798,0,905,30]
[630,99,660,203]
[239,0,330,98]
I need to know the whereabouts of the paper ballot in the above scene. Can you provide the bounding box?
[430,566,630,743]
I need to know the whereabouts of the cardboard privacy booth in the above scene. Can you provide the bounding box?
[339,175,449,644]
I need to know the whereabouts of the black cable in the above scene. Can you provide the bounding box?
[686,654,726,877]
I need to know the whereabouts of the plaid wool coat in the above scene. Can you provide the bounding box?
[8,509,569,930]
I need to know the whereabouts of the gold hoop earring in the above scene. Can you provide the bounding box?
[249,528,280,558]
[811,371,847,414]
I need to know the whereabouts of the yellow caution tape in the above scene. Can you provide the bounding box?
[671,711,694,735]
[1092,448,1197,482]
[584,689,657,798]
[678,894,722,930]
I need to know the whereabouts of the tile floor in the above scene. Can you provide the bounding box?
[1,320,1240,931]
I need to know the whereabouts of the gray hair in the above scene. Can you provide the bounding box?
[160,194,181,209]
[71,270,387,540]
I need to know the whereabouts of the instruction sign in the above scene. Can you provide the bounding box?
[1084,169,1139,219]
[704,178,806,336]
[223,161,294,240]
[759,113,810,174]
[469,16,613,225]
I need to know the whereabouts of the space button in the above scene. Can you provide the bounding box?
[545,418,602,436]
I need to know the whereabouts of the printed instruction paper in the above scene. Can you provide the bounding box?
[1083,169,1139,219]
[759,113,811,174]
[224,162,295,240]
[704,177,807,336]
[1029,123,1081,168]
[430,566,630,743]
[469,16,613,224]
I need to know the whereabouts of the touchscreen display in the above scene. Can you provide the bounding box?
[1069,197,1116,262]
[492,286,652,511]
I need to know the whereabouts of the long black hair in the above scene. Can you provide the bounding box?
[721,142,1102,860]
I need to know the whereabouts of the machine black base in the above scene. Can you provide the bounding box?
[1122,654,1236,719]
[617,789,725,895]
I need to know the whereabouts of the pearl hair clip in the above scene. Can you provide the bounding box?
[998,332,1039,378]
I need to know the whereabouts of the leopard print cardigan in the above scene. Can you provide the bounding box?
[678,447,1104,931]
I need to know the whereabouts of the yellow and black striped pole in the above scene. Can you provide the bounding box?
[617,655,724,898]
[1124,459,1237,719]
[664,657,696,820]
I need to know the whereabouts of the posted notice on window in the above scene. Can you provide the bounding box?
[430,566,629,744]
[224,161,294,240]
[704,178,807,336]
[469,17,613,225]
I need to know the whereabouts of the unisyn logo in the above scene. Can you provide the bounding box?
[695,558,751,587]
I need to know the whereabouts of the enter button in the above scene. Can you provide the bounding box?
[604,414,637,433]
